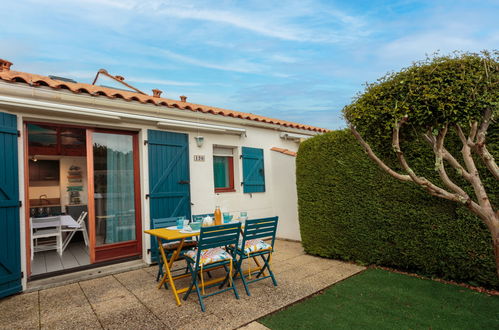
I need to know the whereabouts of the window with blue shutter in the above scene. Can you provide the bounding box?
[241,147,265,193]
[213,146,235,192]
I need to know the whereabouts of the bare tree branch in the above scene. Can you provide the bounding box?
[351,117,495,229]
[469,109,499,180]
[434,125,470,197]
[422,130,435,145]
[392,118,464,202]
[476,145,499,180]
[456,124,495,214]
[349,124,412,182]
[456,125,468,146]
[469,121,478,143]
[476,108,492,147]
[422,132,473,181]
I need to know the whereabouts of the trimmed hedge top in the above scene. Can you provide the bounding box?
[297,129,499,289]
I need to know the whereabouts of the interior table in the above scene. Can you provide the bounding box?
[31,215,80,229]
[31,215,81,259]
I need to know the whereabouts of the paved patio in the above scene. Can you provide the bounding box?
[0,240,364,330]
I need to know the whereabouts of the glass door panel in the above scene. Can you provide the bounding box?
[92,132,136,246]
[60,127,86,156]
[27,124,58,155]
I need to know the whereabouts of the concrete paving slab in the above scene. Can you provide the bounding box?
[271,251,303,263]
[79,276,134,304]
[269,260,295,275]
[238,321,270,330]
[39,283,101,330]
[143,293,215,329]
[41,308,101,330]
[0,292,39,330]
[39,283,88,310]
[113,270,167,303]
[177,312,221,330]
[92,301,165,330]
[142,265,159,277]
[278,264,320,282]
[0,240,366,330]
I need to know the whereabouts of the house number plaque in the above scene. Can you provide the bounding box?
[193,155,205,161]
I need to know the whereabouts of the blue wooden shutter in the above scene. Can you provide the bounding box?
[148,130,191,262]
[0,112,22,298]
[242,147,265,193]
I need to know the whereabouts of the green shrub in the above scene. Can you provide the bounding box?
[296,129,499,288]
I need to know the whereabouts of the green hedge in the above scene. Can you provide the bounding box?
[296,130,499,289]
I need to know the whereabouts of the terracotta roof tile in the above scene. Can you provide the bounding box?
[0,67,328,133]
[271,147,297,157]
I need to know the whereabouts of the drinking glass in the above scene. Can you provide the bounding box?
[177,216,186,229]
[240,211,248,225]
[223,212,230,223]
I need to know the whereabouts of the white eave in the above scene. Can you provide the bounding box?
[0,80,322,137]
[0,94,247,135]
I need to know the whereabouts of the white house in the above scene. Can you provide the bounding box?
[0,59,326,298]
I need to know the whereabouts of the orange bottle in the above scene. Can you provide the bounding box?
[214,206,222,225]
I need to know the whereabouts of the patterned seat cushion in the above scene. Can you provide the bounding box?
[238,239,272,254]
[163,240,197,250]
[185,247,232,266]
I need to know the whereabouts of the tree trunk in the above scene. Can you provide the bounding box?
[492,223,499,279]
[481,212,499,279]
[495,240,499,279]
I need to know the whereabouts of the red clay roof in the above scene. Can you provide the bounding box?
[271,147,297,157]
[0,64,328,133]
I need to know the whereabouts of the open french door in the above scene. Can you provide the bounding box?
[86,129,142,263]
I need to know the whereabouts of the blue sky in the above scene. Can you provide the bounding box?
[1,0,498,129]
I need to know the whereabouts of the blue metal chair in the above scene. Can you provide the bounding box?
[233,216,278,296]
[189,214,216,279]
[151,217,197,284]
[183,222,241,312]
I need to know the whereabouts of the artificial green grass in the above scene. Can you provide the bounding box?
[260,269,499,329]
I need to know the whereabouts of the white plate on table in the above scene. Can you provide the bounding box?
[180,229,200,234]
[166,226,183,230]
[165,226,199,233]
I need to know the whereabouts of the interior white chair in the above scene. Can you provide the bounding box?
[62,211,89,253]
[31,216,63,260]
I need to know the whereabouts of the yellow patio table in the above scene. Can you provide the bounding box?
[145,223,255,306]
[144,227,199,306]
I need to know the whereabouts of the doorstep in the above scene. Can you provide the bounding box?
[26,259,147,292]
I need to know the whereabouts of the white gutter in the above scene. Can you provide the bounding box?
[280,132,313,141]
[157,121,226,133]
[0,95,246,135]
[0,95,121,121]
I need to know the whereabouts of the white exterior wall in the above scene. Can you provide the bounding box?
[188,126,298,220]
[16,114,27,290]
[0,82,313,289]
[271,152,301,241]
